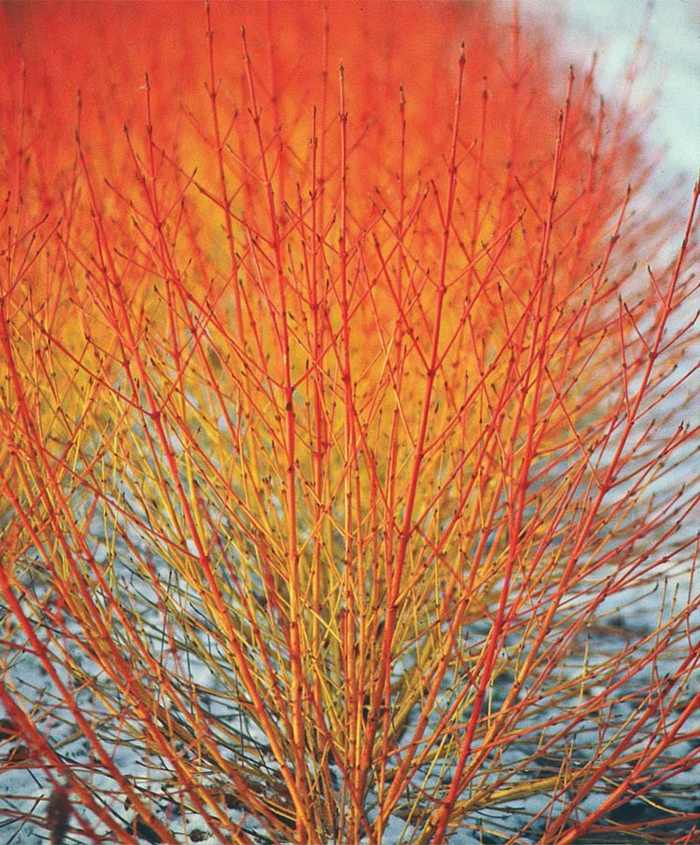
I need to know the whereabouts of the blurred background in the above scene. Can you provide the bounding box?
[506,0,699,187]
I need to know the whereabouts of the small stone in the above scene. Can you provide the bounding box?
[47,785,71,845]
[129,816,163,843]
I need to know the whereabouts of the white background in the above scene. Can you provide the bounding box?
[510,0,699,185]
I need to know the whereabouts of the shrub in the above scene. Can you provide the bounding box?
[0,2,698,843]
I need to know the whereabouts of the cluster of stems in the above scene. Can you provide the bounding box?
[0,3,698,844]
